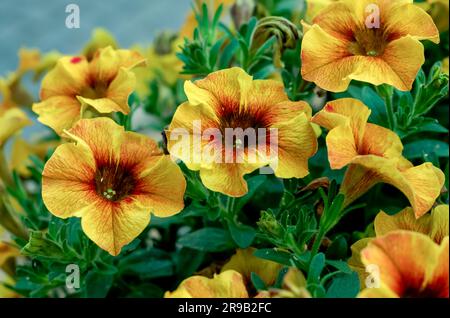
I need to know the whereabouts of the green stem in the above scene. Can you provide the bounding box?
[309,228,326,263]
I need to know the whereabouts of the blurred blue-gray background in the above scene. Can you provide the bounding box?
[0,0,191,74]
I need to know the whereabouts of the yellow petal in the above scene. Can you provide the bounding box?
[272,112,318,178]
[386,2,439,43]
[341,157,444,218]
[32,96,81,135]
[221,248,282,287]
[133,155,186,218]
[375,208,432,238]
[165,270,249,298]
[348,238,373,289]
[42,142,97,219]
[39,56,89,100]
[429,205,449,244]
[348,36,425,92]
[312,98,371,145]
[374,205,449,244]
[0,108,32,147]
[301,24,356,92]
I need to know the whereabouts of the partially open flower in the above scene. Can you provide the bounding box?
[32,46,146,135]
[164,270,249,298]
[358,231,449,298]
[42,118,186,256]
[312,98,444,218]
[167,67,318,197]
[301,0,439,92]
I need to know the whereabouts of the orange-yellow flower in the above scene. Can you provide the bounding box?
[167,67,318,197]
[311,98,444,218]
[32,46,146,135]
[301,0,439,92]
[165,270,249,298]
[358,231,449,298]
[41,118,186,256]
[349,205,448,289]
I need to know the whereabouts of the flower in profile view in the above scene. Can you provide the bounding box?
[41,118,186,256]
[32,46,146,135]
[311,98,444,218]
[348,205,449,289]
[164,270,249,298]
[301,0,439,92]
[167,67,318,197]
[358,231,449,298]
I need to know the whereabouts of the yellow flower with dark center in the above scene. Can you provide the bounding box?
[311,98,444,218]
[164,270,249,298]
[349,205,449,289]
[301,0,439,92]
[358,231,449,298]
[167,67,318,197]
[32,46,146,135]
[41,118,186,256]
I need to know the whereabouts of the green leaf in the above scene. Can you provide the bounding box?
[84,272,114,298]
[325,260,352,274]
[251,272,267,291]
[325,272,360,298]
[227,220,256,248]
[178,228,235,252]
[125,260,174,279]
[326,235,348,260]
[21,231,65,260]
[403,140,449,159]
[253,248,292,266]
[308,253,325,284]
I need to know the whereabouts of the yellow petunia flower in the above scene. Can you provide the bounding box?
[164,270,249,298]
[311,98,444,218]
[32,46,146,135]
[301,0,439,92]
[221,248,282,287]
[349,205,448,289]
[358,231,449,298]
[167,67,318,197]
[41,118,186,256]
